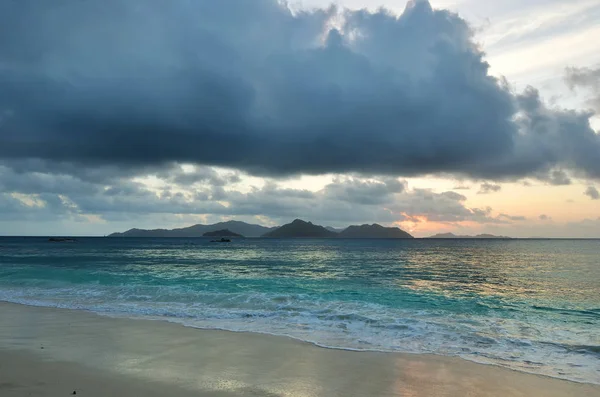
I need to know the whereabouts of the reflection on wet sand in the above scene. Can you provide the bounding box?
[1,302,598,397]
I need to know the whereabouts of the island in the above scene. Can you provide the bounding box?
[338,224,413,239]
[262,220,414,239]
[202,229,243,238]
[108,221,276,238]
[427,233,511,239]
[109,219,415,240]
[262,219,337,238]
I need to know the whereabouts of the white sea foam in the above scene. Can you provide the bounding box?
[1,285,598,385]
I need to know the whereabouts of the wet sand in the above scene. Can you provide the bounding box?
[0,302,598,397]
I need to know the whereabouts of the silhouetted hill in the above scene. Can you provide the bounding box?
[202,229,243,238]
[109,221,276,238]
[339,224,413,239]
[428,232,511,239]
[108,228,169,238]
[262,219,337,238]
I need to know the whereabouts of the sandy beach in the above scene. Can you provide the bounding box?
[0,302,598,397]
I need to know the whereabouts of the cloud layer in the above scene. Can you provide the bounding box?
[0,0,599,182]
[0,164,506,225]
[1,0,599,237]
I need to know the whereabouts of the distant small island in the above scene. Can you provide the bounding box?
[202,229,243,238]
[427,233,511,239]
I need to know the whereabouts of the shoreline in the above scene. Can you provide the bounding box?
[1,299,598,386]
[1,302,599,396]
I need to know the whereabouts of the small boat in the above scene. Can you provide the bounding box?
[210,238,231,243]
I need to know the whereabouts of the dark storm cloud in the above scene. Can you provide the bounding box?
[1,0,599,181]
[584,186,600,200]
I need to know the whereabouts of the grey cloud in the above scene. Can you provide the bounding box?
[500,87,600,180]
[0,194,36,217]
[4,159,170,185]
[228,181,507,225]
[536,169,572,186]
[470,207,492,218]
[0,1,599,182]
[440,191,467,201]
[225,180,509,226]
[0,168,517,227]
[0,166,100,196]
[539,214,552,221]
[157,166,241,187]
[321,177,406,205]
[566,65,600,111]
[499,213,526,221]
[73,183,226,216]
[478,183,502,194]
[584,186,599,200]
[385,189,505,224]
[220,178,401,224]
[0,168,227,220]
[0,192,79,222]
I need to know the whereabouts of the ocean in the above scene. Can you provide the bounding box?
[0,237,598,384]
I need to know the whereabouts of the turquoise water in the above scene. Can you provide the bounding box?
[0,237,599,383]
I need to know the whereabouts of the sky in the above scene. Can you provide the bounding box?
[0,0,599,238]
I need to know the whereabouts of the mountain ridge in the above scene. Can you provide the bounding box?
[338,224,413,239]
[262,219,337,238]
[263,220,413,239]
[109,219,415,239]
[108,221,275,238]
